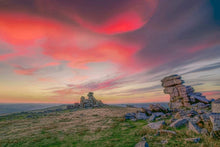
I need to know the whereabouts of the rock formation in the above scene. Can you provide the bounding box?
[80,92,104,108]
[161,74,210,110]
[127,74,220,143]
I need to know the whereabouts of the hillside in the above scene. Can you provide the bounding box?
[0,106,219,147]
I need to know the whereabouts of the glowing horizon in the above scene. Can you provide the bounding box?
[0,0,219,104]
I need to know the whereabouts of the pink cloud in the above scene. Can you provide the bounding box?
[35,0,158,34]
[0,12,144,73]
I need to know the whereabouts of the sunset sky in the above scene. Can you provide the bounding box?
[0,0,219,104]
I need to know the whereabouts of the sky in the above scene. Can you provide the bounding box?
[0,0,219,104]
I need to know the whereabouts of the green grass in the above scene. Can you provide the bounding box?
[0,108,219,147]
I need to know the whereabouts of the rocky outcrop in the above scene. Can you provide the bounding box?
[212,98,220,113]
[80,92,104,108]
[161,74,210,110]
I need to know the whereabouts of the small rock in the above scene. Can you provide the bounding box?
[185,138,200,143]
[141,136,146,141]
[170,118,188,128]
[197,109,204,114]
[161,139,168,144]
[147,120,165,130]
[166,113,172,117]
[141,108,152,116]
[188,121,201,134]
[149,114,156,122]
[155,117,162,121]
[125,113,136,120]
[135,141,149,147]
[201,128,208,135]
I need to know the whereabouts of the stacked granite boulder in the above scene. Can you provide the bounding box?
[161,74,210,110]
[80,92,104,108]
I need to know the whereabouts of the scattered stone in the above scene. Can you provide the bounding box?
[157,130,177,136]
[136,112,148,120]
[188,121,201,134]
[147,120,165,130]
[135,141,149,147]
[152,112,165,117]
[125,113,136,120]
[212,98,220,113]
[185,138,200,143]
[66,103,80,109]
[149,114,156,122]
[141,108,152,116]
[170,118,188,128]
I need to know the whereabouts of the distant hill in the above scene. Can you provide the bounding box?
[0,103,61,115]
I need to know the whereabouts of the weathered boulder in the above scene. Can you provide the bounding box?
[135,141,149,147]
[149,104,167,113]
[147,120,165,130]
[136,112,148,120]
[170,118,188,128]
[190,94,210,104]
[212,98,220,113]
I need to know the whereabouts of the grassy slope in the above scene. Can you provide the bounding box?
[0,106,219,147]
